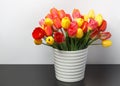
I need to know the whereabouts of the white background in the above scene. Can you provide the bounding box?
[0,0,119,64]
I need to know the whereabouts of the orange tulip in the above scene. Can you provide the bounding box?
[53,18,61,29]
[50,8,59,19]
[72,9,82,19]
[45,13,53,19]
[44,25,52,36]
[58,9,66,19]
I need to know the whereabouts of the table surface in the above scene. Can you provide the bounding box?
[0,65,120,86]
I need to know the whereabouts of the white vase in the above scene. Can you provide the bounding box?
[53,48,88,82]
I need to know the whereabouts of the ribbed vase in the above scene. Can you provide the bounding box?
[53,48,88,82]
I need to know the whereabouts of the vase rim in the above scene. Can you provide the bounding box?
[53,48,88,53]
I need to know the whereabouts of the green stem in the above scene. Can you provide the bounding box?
[87,38,98,45]
[74,38,78,50]
[42,43,49,46]
[70,38,74,51]
[91,43,101,45]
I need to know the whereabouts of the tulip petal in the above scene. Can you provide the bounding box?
[99,32,111,40]
[72,9,82,19]
[32,27,45,40]
[102,40,112,47]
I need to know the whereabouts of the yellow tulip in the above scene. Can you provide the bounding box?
[75,18,84,27]
[102,40,112,48]
[34,39,42,45]
[95,14,103,26]
[88,9,95,19]
[83,14,89,21]
[46,36,54,45]
[44,18,53,26]
[61,17,70,29]
[76,28,84,38]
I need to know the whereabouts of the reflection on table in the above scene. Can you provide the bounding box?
[56,79,85,86]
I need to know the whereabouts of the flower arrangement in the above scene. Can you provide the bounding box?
[32,8,112,51]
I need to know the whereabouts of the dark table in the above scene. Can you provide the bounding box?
[0,65,120,86]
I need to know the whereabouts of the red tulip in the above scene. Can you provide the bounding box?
[72,9,82,19]
[32,27,45,40]
[68,21,78,37]
[99,20,107,31]
[90,28,99,39]
[54,32,65,43]
[99,32,111,40]
[81,21,88,33]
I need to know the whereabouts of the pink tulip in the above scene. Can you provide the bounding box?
[39,19,45,26]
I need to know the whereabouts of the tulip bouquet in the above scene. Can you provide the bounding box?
[32,8,112,51]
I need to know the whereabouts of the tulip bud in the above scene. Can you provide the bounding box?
[44,18,53,26]
[46,36,54,45]
[76,28,84,38]
[88,9,95,19]
[75,18,84,27]
[34,39,42,45]
[61,17,71,29]
[95,14,103,26]
[102,40,112,47]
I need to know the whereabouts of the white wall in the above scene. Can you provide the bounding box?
[0,0,119,64]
